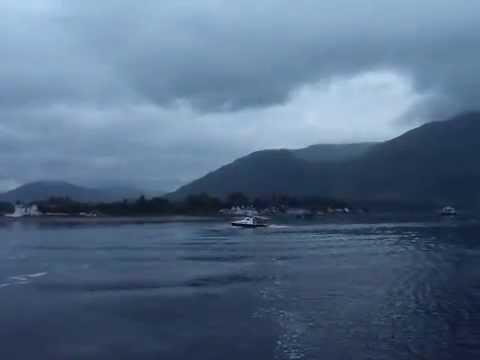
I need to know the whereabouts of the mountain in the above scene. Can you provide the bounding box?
[292,143,376,163]
[171,143,374,199]
[170,150,326,199]
[0,181,143,203]
[171,112,480,207]
[341,112,480,205]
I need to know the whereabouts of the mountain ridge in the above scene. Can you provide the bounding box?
[0,181,143,203]
[171,112,480,207]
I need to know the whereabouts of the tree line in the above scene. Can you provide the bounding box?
[0,192,350,216]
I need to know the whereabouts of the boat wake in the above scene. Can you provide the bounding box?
[0,272,48,289]
[268,225,290,229]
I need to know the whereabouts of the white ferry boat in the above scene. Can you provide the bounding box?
[231,216,269,228]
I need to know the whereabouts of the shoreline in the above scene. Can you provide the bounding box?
[0,215,220,225]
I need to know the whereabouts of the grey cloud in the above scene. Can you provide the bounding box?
[55,0,480,113]
[0,103,243,190]
[3,0,479,112]
[1,0,480,191]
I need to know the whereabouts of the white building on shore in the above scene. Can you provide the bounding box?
[5,204,42,218]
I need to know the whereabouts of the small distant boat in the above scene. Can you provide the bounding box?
[441,206,457,216]
[232,216,269,228]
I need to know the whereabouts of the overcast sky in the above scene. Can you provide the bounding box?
[1,0,479,192]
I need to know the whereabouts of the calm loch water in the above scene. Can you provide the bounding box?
[0,217,479,359]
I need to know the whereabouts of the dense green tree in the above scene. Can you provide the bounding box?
[227,192,249,207]
[6,192,351,217]
[0,202,14,215]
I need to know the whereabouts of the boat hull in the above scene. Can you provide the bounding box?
[231,222,268,228]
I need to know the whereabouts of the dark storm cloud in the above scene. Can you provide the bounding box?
[57,0,480,114]
[1,0,480,191]
[3,0,480,113]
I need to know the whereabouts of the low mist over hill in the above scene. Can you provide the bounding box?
[0,181,142,203]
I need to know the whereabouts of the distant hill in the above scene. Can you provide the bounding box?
[0,181,143,203]
[341,112,480,205]
[171,112,480,208]
[170,150,327,199]
[171,143,374,199]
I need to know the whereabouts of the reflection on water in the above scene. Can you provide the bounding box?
[0,217,479,359]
